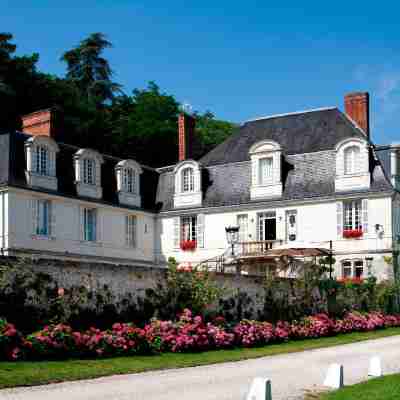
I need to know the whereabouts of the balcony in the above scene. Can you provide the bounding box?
[238,240,283,257]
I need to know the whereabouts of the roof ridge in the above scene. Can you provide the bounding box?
[243,107,337,124]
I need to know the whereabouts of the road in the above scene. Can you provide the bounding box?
[1,335,400,400]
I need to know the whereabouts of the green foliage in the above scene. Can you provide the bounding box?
[146,257,225,318]
[0,32,235,167]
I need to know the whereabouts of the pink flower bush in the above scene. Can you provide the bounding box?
[1,310,400,361]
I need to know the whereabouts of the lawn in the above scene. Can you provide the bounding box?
[1,328,400,389]
[317,374,400,400]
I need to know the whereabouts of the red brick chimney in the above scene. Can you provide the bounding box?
[344,92,370,138]
[178,113,196,161]
[21,109,54,137]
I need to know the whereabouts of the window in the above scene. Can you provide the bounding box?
[83,159,95,185]
[342,260,364,279]
[35,200,51,236]
[181,216,197,241]
[35,146,49,175]
[237,214,248,242]
[182,168,195,192]
[123,168,136,194]
[344,146,361,175]
[342,261,352,278]
[258,212,276,241]
[83,208,97,242]
[126,215,137,248]
[343,200,362,231]
[259,157,273,185]
[286,210,297,241]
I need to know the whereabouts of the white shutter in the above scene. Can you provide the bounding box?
[31,199,38,234]
[173,217,180,248]
[251,158,258,186]
[362,199,368,234]
[79,207,85,240]
[125,215,129,247]
[49,201,55,237]
[337,202,343,237]
[197,214,205,248]
[132,216,137,248]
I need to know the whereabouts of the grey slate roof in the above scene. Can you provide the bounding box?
[200,108,366,166]
[0,131,160,212]
[0,107,394,214]
[157,108,394,212]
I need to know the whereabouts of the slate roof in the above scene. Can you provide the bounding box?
[0,107,394,214]
[0,131,160,212]
[157,108,394,212]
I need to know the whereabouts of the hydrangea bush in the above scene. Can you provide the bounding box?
[2,310,400,361]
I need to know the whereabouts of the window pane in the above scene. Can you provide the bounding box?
[344,146,360,175]
[84,209,96,241]
[181,216,197,241]
[126,215,136,247]
[259,157,273,185]
[36,200,50,235]
[182,168,194,192]
[343,200,362,230]
[83,159,95,185]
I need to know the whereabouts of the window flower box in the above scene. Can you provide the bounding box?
[343,229,363,239]
[337,277,364,284]
[180,240,197,251]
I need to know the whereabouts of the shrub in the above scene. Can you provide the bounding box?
[0,318,22,360]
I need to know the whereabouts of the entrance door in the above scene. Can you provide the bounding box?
[258,212,277,241]
[264,218,276,240]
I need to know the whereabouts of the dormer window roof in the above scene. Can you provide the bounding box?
[115,159,143,207]
[25,135,59,191]
[249,140,283,199]
[74,148,104,199]
[173,160,202,208]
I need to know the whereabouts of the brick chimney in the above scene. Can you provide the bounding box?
[21,109,54,137]
[178,113,196,161]
[344,92,370,138]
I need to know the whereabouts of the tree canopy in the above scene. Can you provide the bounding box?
[0,32,236,167]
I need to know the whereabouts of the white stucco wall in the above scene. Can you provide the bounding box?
[6,189,155,264]
[157,195,394,279]
[0,190,8,251]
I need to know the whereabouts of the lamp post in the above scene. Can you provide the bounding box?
[225,226,239,256]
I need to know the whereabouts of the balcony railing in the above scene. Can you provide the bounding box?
[239,240,283,256]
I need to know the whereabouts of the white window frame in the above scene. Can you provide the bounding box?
[342,260,364,279]
[344,146,361,175]
[83,208,97,242]
[181,215,197,242]
[115,159,143,207]
[173,160,202,208]
[74,149,104,199]
[25,136,59,190]
[182,167,195,193]
[249,140,283,199]
[126,215,137,248]
[343,200,362,231]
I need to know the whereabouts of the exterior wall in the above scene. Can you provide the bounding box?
[157,195,394,279]
[0,191,9,252]
[6,188,155,265]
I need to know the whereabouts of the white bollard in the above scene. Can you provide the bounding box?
[368,356,382,377]
[246,377,272,400]
[323,363,344,389]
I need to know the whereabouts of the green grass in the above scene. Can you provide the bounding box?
[317,374,400,400]
[1,328,400,390]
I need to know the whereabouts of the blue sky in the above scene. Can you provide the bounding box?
[2,0,400,144]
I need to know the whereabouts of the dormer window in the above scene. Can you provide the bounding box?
[344,146,360,175]
[249,140,283,199]
[35,146,49,175]
[174,160,202,208]
[259,157,273,185]
[74,149,104,199]
[25,136,59,191]
[115,160,142,207]
[182,167,195,192]
[83,158,95,185]
[335,138,370,192]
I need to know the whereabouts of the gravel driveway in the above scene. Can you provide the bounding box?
[1,335,400,400]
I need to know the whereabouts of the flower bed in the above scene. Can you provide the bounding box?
[1,310,400,361]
